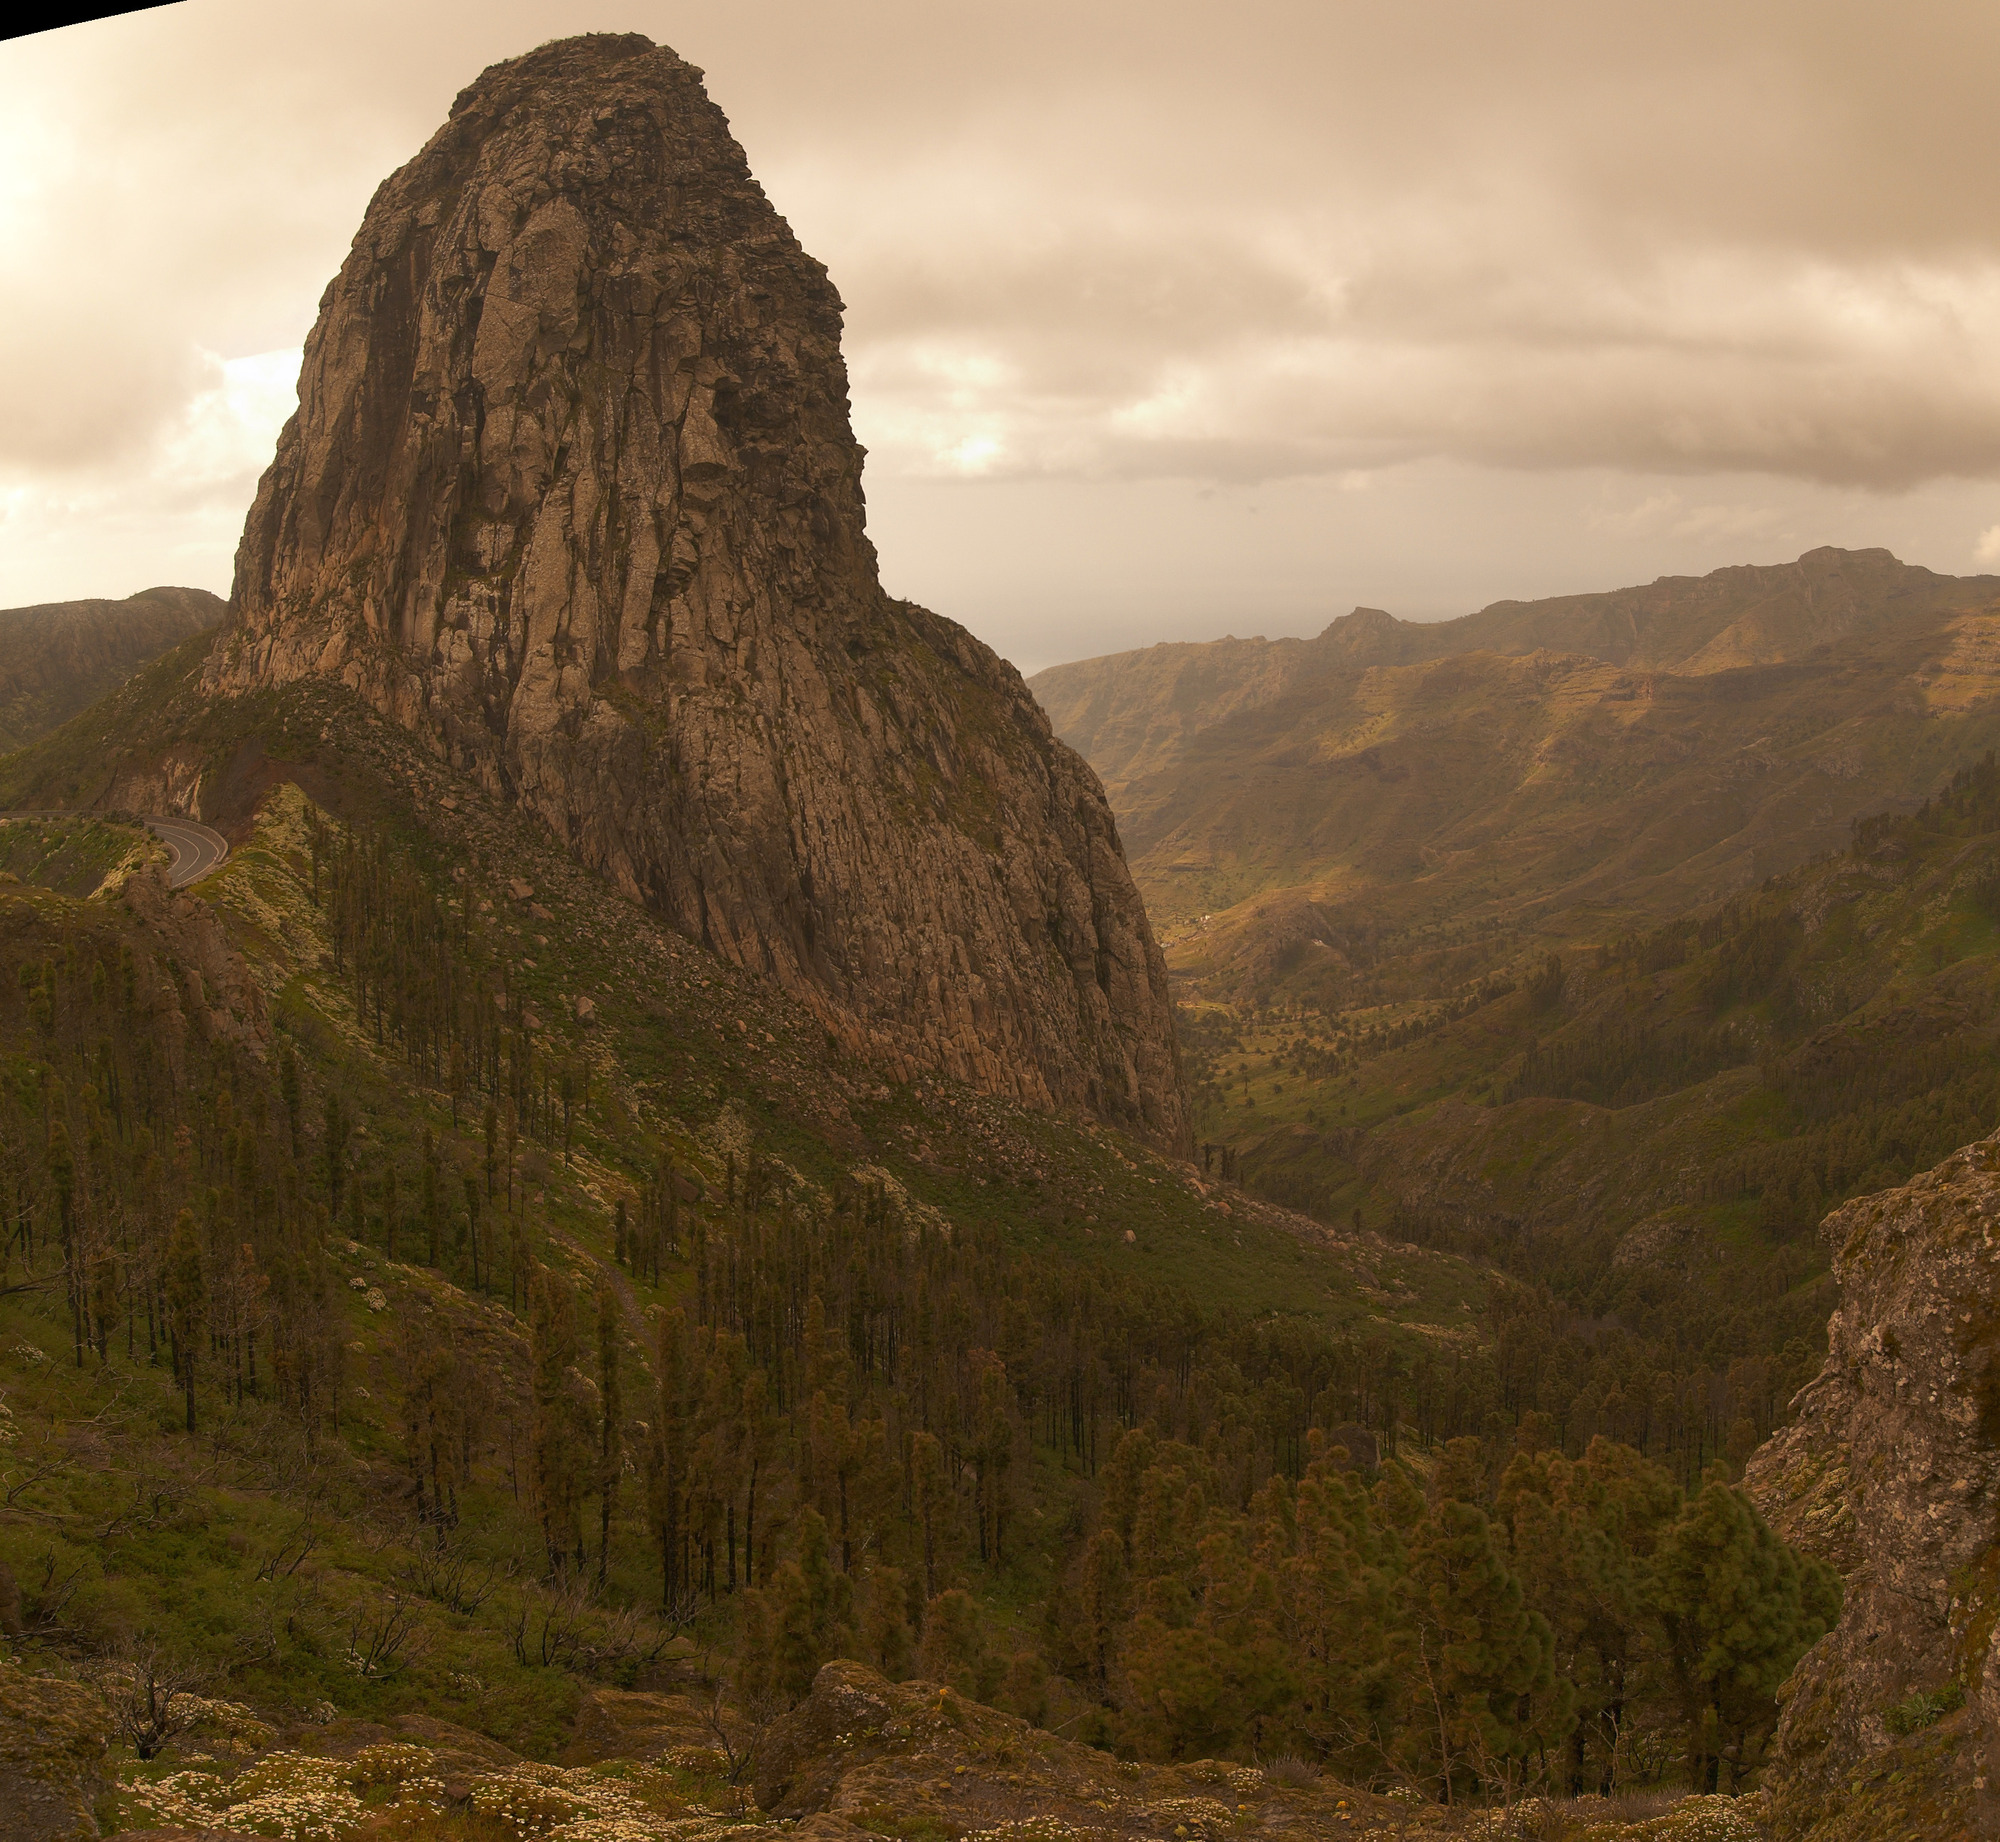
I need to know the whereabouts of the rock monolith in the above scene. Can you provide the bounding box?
[209,34,1185,1145]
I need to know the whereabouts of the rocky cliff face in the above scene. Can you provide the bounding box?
[207,34,1184,1146]
[1748,1131,2000,1839]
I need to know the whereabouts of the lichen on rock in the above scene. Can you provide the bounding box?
[1747,1130,2000,1839]
[0,1671,112,1842]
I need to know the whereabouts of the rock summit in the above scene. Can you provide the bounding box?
[212,34,1184,1145]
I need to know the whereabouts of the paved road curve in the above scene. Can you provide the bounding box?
[144,817,231,888]
[1,810,230,889]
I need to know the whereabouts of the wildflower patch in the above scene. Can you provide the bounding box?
[120,1747,766,1842]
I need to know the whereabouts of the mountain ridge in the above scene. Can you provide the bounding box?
[1034,547,1999,810]
[1027,550,2000,977]
[0,585,221,753]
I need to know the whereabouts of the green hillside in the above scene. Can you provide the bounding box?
[0,642,1831,1820]
[1177,752,2000,1481]
[0,587,220,752]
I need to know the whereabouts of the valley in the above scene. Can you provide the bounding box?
[1028,550,2000,1833]
[1036,550,2000,1491]
[0,27,1985,1842]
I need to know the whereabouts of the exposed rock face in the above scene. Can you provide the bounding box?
[0,1671,109,1842]
[1747,1131,2000,1839]
[752,1660,1399,1836]
[209,34,1184,1146]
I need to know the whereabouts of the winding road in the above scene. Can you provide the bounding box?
[1,811,230,889]
[143,817,231,888]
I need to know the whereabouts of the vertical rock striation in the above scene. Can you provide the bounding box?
[1748,1132,2000,1839]
[208,33,1185,1146]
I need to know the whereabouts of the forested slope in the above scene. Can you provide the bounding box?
[1175,753,2000,1513]
[0,643,1833,1824]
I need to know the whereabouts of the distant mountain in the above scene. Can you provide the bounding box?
[1030,548,2000,957]
[1035,547,1995,807]
[0,586,221,754]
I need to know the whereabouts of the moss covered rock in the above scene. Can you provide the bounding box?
[0,1671,110,1842]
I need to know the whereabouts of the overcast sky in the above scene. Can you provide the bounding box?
[4,0,2000,672]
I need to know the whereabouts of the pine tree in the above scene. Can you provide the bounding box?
[740,1369,776,1590]
[1071,1528,1129,1691]
[809,1391,859,1572]
[1499,1437,1682,1795]
[734,1585,781,1718]
[464,1175,483,1292]
[1650,1473,1839,1791]
[48,1116,79,1365]
[763,1508,851,1707]
[908,1430,948,1601]
[278,1039,302,1160]
[529,1266,589,1577]
[1118,1529,1295,1761]
[164,1207,203,1434]
[421,1130,440,1267]
[596,1284,621,1589]
[322,1092,350,1212]
[916,1588,988,1697]
[971,1353,1015,1564]
[1397,1499,1567,1804]
[649,1306,690,1610]
[1264,1454,1403,1777]
[857,1564,913,1679]
[381,1161,399,1262]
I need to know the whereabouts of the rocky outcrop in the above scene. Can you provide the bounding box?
[120,865,269,1048]
[749,1662,1756,1840]
[302,1713,518,1803]
[1747,1130,2000,1839]
[0,1672,110,1842]
[752,1660,1396,1837]
[560,1688,714,1766]
[207,34,1184,1146]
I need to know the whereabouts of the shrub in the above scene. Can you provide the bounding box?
[1883,1680,1966,1736]
[1259,1754,1319,1788]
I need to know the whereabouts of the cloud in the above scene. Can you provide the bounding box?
[1588,492,1782,544]
[6,0,2000,637]
[9,0,2000,495]
[828,178,2000,488]
[0,349,296,605]
[1976,525,2000,569]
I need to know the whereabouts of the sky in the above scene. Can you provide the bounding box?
[4,1,2000,674]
